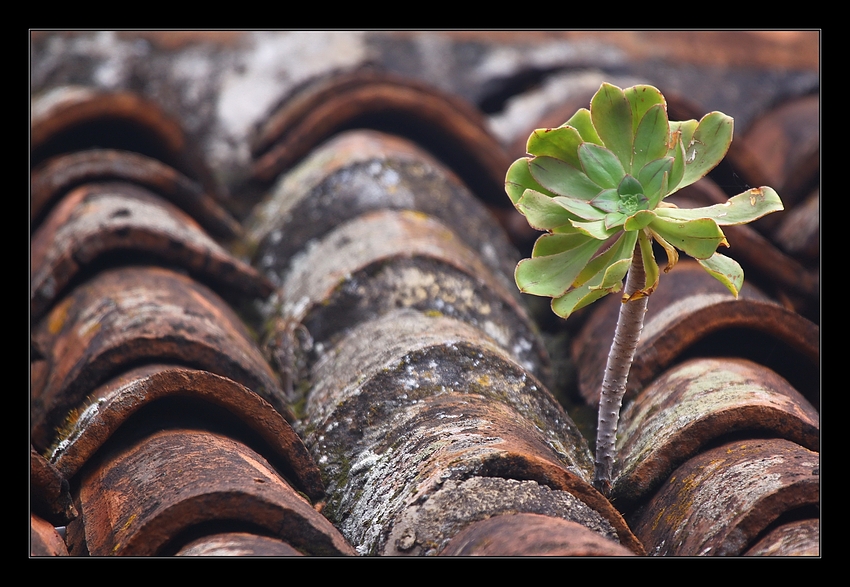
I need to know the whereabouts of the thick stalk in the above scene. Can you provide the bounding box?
[593,244,648,496]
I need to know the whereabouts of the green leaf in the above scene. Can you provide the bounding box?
[604,211,628,230]
[637,229,659,296]
[550,231,636,318]
[552,223,584,235]
[526,125,584,169]
[529,156,603,200]
[565,108,603,145]
[570,218,621,240]
[591,83,635,173]
[697,252,744,298]
[579,143,626,189]
[679,112,734,189]
[665,135,686,196]
[670,119,698,153]
[617,174,644,197]
[654,187,784,225]
[515,236,604,297]
[632,104,670,173]
[576,230,638,288]
[516,189,580,231]
[552,195,607,221]
[625,84,667,136]
[650,229,679,273]
[623,209,656,231]
[551,286,610,320]
[598,255,634,291]
[648,215,728,260]
[590,188,619,213]
[637,157,673,208]
[531,232,592,257]
[506,158,556,205]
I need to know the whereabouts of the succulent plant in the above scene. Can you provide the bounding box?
[505,82,784,495]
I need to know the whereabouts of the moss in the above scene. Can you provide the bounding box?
[46,394,106,461]
[289,393,309,422]
[45,406,81,459]
[47,297,73,335]
[318,450,353,522]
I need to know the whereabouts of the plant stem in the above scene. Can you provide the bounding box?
[593,244,648,497]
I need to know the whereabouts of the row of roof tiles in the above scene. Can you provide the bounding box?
[31,62,818,556]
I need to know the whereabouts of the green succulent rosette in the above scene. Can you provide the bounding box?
[506,82,783,319]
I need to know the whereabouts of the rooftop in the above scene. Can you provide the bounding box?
[31,30,819,557]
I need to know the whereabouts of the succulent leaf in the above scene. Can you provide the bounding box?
[579,143,626,189]
[697,252,745,297]
[623,209,656,231]
[566,108,603,145]
[632,103,670,172]
[516,189,580,231]
[638,157,673,207]
[670,119,698,152]
[552,195,607,221]
[531,232,592,257]
[678,111,734,190]
[654,186,784,225]
[526,125,584,169]
[529,156,602,200]
[591,83,635,172]
[577,230,638,288]
[515,236,604,297]
[570,218,621,240]
[590,188,620,213]
[651,230,680,273]
[604,211,628,230]
[649,216,728,260]
[506,158,556,205]
[625,84,667,135]
[551,287,609,319]
[550,231,636,319]
[617,174,644,197]
[666,135,686,196]
[637,229,660,296]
